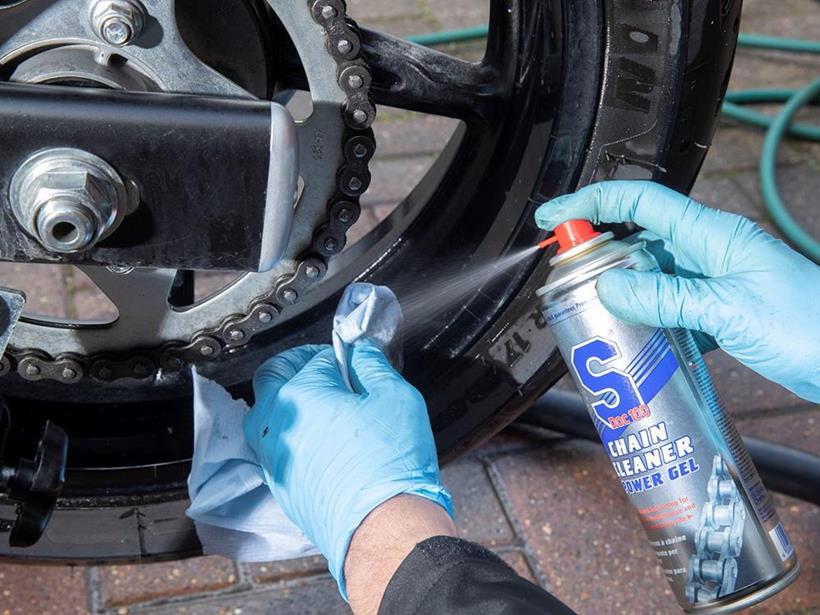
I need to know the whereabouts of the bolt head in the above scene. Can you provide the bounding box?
[91,0,146,47]
[321,4,336,19]
[102,18,132,45]
[282,289,299,304]
[348,74,364,89]
[353,144,368,159]
[228,329,245,342]
[337,39,353,54]
[305,265,320,278]
[200,345,215,356]
[352,109,368,125]
[257,310,274,323]
[61,367,78,380]
[25,364,41,377]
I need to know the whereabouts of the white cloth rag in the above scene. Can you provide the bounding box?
[186,283,403,561]
[332,283,403,390]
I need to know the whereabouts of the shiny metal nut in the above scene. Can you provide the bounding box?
[337,39,353,55]
[35,198,97,253]
[29,171,109,252]
[10,148,131,254]
[90,0,147,47]
[31,171,109,211]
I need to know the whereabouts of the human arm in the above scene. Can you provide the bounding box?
[242,342,453,601]
[535,180,820,402]
[346,494,575,615]
[244,342,575,614]
[345,494,457,615]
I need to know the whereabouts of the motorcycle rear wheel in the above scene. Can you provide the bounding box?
[0,0,741,560]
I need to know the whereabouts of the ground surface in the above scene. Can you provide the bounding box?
[1,0,819,613]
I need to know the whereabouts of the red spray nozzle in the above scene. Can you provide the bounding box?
[538,220,601,254]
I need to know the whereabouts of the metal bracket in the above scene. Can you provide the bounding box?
[0,83,298,272]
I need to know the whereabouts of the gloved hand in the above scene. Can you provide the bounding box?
[535,180,820,403]
[243,342,453,599]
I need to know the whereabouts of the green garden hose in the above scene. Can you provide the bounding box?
[736,32,820,54]
[407,26,489,47]
[722,89,820,140]
[408,27,820,263]
[759,79,820,263]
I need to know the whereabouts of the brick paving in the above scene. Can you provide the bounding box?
[1,0,819,613]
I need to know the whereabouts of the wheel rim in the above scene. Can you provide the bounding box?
[3,0,590,496]
[2,0,567,402]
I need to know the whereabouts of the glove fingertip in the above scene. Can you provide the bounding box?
[534,200,569,230]
[596,267,632,299]
[350,338,388,365]
[596,269,645,323]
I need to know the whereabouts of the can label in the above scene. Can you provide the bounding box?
[544,281,796,609]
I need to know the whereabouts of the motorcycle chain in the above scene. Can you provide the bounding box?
[685,454,745,604]
[3,0,376,384]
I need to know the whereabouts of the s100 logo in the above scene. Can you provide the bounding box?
[570,332,679,441]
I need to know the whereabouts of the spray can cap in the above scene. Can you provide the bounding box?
[538,219,601,254]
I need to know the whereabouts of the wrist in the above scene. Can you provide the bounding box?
[344,494,457,615]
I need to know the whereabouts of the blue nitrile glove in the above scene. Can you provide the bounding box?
[535,180,820,403]
[243,342,453,600]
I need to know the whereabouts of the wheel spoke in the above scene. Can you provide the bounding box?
[79,267,177,329]
[358,27,499,123]
[130,0,253,98]
[0,0,251,98]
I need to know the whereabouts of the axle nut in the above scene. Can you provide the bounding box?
[10,148,132,254]
[35,198,97,253]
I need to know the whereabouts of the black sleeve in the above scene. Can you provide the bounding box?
[378,536,576,615]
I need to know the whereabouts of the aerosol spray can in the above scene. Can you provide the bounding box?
[536,220,799,613]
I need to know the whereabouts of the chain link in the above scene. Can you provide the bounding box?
[3,0,376,384]
[685,455,745,603]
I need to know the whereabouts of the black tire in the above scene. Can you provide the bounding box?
[0,0,741,561]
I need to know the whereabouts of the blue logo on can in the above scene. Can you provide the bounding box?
[571,330,679,444]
